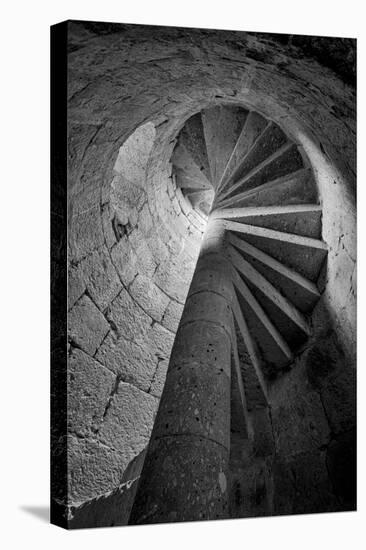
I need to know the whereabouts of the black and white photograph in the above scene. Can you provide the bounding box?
[51,19,356,529]
[2,2,363,549]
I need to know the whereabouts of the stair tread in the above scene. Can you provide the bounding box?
[213,204,322,238]
[231,265,293,362]
[232,291,268,403]
[216,144,304,208]
[224,221,327,281]
[219,168,317,208]
[227,232,320,311]
[218,142,293,202]
[214,203,321,218]
[225,122,288,191]
[174,167,212,191]
[179,113,212,182]
[218,111,268,194]
[172,143,212,189]
[223,220,327,249]
[201,106,248,188]
[227,244,311,336]
[230,310,253,438]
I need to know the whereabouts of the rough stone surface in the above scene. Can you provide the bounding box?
[132,249,233,523]
[68,435,127,503]
[68,349,116,436]
[149,359,169,398]
[68,263,85,310]
[97,382,158,458]
[161,299,184,332]
[130,436,230,524]
[129,274,170,322]
[68,295,110,356]
[95,332,156,392]
[80,246,122,311]
[103,287,152,342]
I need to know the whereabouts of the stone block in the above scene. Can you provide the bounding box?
[98,382,158,457]
[95,332,156,392]
[70,206,105,262]
[80,246,122,311]
[68,348,115,436]
[68,263,85,311]
[149,322,175,360]
[105,287,152,341]
[110,236,138,287]
[154,261,192,304]
[101,202,117,249]
[68,295,109,356]
[145,230,170,265]
[113,121,155,184]
[129,227,158,277]
[138,203,154,234]
[68,435,126,503]
[161,299,184,332]
[71,184,101,217]
[149,359,169,398]
[111,174,146,215]
[68,475,140,528]
[129,274,170,322]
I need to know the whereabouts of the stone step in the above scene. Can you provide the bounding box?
[243,277,309,350]
[174,167,212,191]
[224,122,288,191]
[231,265,293,368]
[230,311,254,439]
[172,143,212,189]
[227,232,320,312]
[232,297,267,392]
[213,204,322,238]
[223,220,327,281]
[179,112,212,182]
[201,106,248,189]
[185,189,215,216]
[216,143,304,207]
[218,111,268,194]
[234,326,268,409]
[231,291,269,404]
[219,168,318,209]
[227,244,311,337]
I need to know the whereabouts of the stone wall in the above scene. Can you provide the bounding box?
[65,113,202,522]
[57,21,356,526]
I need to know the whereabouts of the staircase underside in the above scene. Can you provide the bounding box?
[171,104,327,436]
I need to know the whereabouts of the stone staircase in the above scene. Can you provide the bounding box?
[171,105,327,434]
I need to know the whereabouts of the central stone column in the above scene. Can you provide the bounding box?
[129,219,233,524]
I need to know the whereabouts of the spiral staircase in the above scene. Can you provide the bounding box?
[171,106,327,435]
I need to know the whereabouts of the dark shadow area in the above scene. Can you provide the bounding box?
[20,505,49,523]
